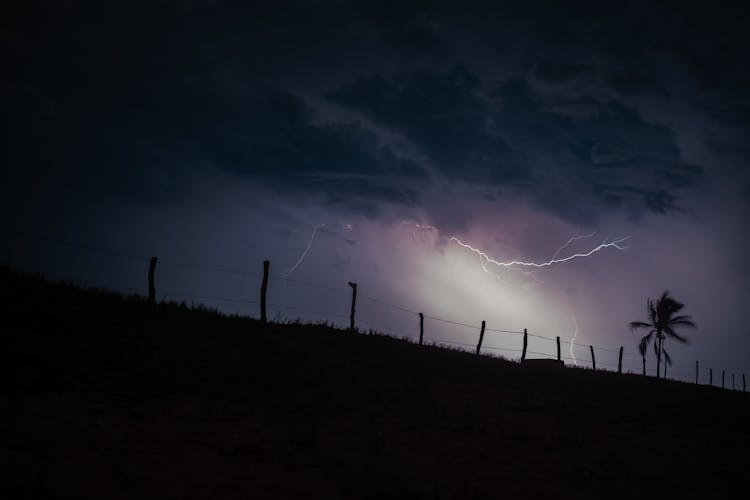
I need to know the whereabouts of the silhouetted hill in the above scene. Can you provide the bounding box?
[1,268,748,498]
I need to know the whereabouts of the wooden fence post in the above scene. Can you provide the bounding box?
[722,370,725,389]
[709,368,713,387]
[732,374,735,391]
[744,374,746,393]
[419,313,424,345]
[260,260,269,323]
[476,321,486,355]
[618,347,623,374]
[556,336,561,361]
[695,360,699,385]
[590,345,596,371]
[521,329,528,362]
[642,356,646,376]
[348,281,357,333]
[148,256,158,305]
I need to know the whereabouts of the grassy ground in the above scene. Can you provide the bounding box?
[1,268,748,498]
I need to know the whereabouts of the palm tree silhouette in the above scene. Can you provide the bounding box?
[629,291,696,379]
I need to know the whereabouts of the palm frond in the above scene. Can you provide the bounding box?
[630,321,653,331]
[670,315,694,324]
[663,347,672,366]
[648,299,657,325]
[664,326,689,343]
[669,316,696,329]
[638,331,653,357]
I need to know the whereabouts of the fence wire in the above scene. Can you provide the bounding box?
[5,231,746,387]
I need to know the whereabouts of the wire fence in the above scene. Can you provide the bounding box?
[3,231,745,389]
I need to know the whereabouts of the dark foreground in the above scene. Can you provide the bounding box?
[1,269,748,498]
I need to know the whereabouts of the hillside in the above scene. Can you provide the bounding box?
[1,268,748,498]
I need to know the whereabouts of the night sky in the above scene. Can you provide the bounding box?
[4,1,750,380]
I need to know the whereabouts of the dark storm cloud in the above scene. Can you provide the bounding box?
[5,0,749,229]
[531,61,597,87]
[603,70,670,100]
[3,0,432,214]
[327,66,519,184]
[328,68,701,223]
[353,0,446,54]
[189,86,427,207]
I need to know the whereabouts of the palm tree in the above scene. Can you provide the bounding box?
[629,291,696,379]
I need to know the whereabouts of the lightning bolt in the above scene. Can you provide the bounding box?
[550,232,597,261]
[569,315,579,366]
[526,232,597,282]
[399,220,628,279]
[284,224,325,277]
[449,235,629,270]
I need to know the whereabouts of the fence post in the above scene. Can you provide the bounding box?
[348,281,357,333]
[709,368,713,387]
[732,374,735,391]
[521,329,528,362]
[556,336,561,361]
[744,374,746,393]
[695,361,699,385]
[419,313,424,345]
[618,347,623,374]
[642,356,646,376]
[476,321,486,355]
[590,345,596,371]
[148,256,158,305]
[260,260,269,323]
[722,370,725,389]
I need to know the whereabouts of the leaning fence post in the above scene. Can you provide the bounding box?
[521,329,528,362]
[148,256,158,304]
[476,321,486,355]
[556,336,561,361]
[260,260,269,323]
[419,313,424,345]
[709,368,713,386]
[348,281,357,333]
[695,361,699,385]
[590,345,596,371]
[618,347,623,374]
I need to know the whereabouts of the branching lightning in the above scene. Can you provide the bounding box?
[284,224,325,277]
[550,232,597,261]
[399,220,629,280]
[449,235,630,270]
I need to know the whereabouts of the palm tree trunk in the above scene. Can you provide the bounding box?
[656,341,661,379]
[661,338,666,379]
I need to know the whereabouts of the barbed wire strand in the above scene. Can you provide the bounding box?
[6,231,745,381]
